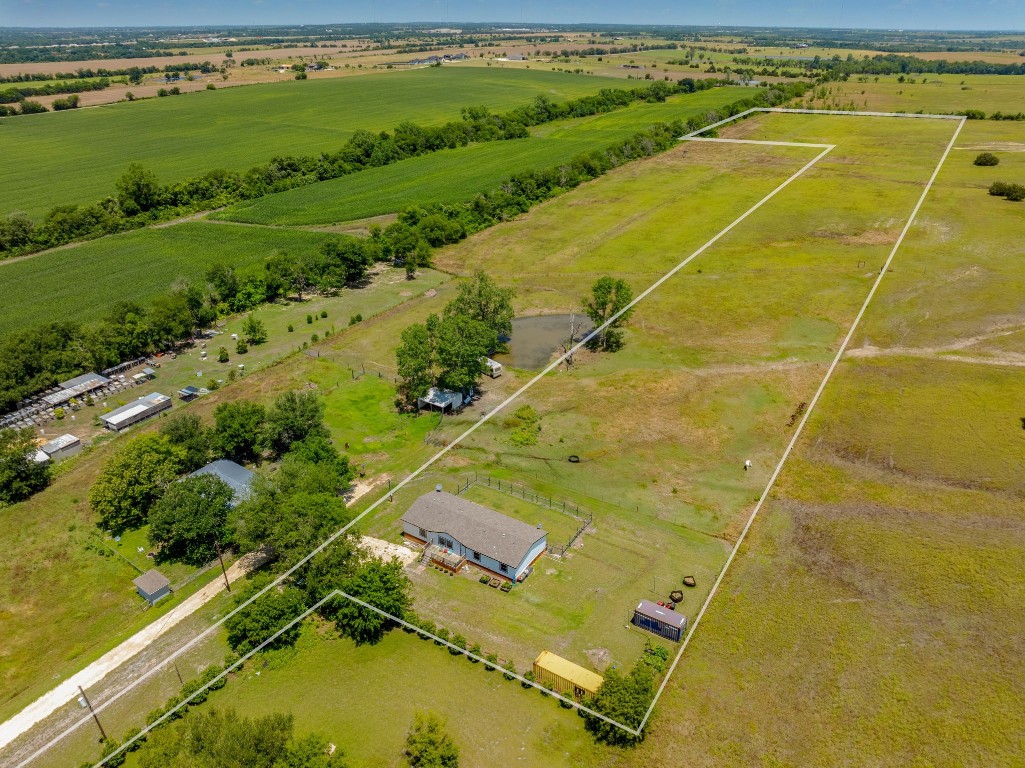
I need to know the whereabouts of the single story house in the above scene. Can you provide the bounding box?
[40,433,82,462]
[43,372,111,406]
[417,387,463,413]
[632,599,687,642]
[100,392,172,432]
[188,459,255,505]
[401,489,547,582]
[133,569,171,604]
[532,651,604,699]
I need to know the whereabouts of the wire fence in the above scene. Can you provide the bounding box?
[455,473,593,558]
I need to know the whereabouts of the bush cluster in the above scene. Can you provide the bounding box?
[989,181,1025,201]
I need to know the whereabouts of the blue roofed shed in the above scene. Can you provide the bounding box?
[188,459,256,505]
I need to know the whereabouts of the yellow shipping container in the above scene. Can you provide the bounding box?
[532,650,604,699]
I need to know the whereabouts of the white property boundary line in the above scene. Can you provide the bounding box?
[85,589,638,768]
[3,108,963,766]
[9,117,835,768]
[635,108,967,732]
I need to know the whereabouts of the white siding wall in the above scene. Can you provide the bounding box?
[402,521,547,581]
[513,536,548,581]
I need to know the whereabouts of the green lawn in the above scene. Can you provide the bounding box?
[0,269,449,723]
[214,88,757,226]
[0,222,336,336]
[136,624,611,768]
[1,68,625,219]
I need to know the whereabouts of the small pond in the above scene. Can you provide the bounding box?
[493,314,593,370]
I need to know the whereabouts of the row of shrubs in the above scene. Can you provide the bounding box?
[81,655,237,768]
[989,181,1025,201]
[402,610,674,745]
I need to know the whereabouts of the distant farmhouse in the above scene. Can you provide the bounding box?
[402,490,547,581]
[188,459,255,505]
[405,52,471,66]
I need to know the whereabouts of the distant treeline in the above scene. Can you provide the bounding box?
[731,53,1025,78]
[0,80,810,413]
[0,79,721,259]
[544,43,680,58]
[0,77,111,104]
[0,45,187,65]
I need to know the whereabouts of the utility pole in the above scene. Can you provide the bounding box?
[215,543,231,592]
[77,686,107,741]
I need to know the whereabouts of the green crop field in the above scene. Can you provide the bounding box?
[0,222,337,336]
[215,87,757,226]
[804,73,1025,114]
[0,67,625,219]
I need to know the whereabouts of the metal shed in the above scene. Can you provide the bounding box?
[532,651,604,699]
[133,569,171,605]
[40,433,82,462]
[100,392,171,432]
[417,387,463,413]
[632,599,687,642]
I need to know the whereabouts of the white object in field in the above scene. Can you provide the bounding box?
[744,459,752,471]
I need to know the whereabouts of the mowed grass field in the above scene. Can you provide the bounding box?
[0,67,625,219]
[804,73,1025,114]
[615,119,1025,766]
[0,223,337,336]
[215,87,757,226]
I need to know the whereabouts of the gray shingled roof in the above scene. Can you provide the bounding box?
[402,491,546,566]
[133,569,170,596]
[188,459,255,504]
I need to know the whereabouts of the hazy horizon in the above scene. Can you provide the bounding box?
[1,0,1022,33]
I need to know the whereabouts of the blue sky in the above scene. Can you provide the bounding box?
[1,0,1022,30]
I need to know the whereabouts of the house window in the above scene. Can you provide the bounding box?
[472,551,481,562]
[418,528,427,539]
[440,537,454,549]
[499,563,508,573]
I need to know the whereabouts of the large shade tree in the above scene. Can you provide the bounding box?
[0,427,50,505]
[148,474,234,565]
[88,434,185,532]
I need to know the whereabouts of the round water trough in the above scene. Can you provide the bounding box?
[568,455,580,463]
